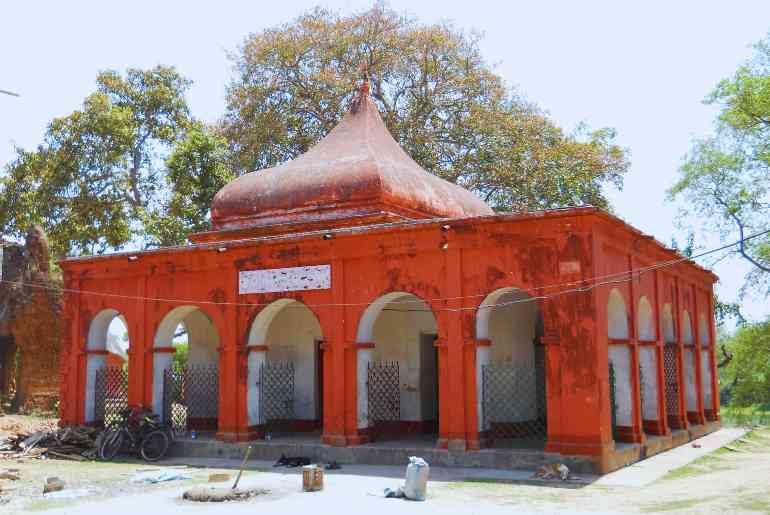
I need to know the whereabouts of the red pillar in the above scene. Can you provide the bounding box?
[321,257,348,446]
[691,287,706,426]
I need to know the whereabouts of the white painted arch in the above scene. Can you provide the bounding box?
[475,287,541,433]
[355,292,438,431]
[85,309,128,423]
[246,299,323,427]
[637,296,655,342]
[608,288,629,340]
[662,304,675,343]
[152,306,220,418]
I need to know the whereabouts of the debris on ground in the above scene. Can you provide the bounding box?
[273,454,311,467]
[42,477,65,494]
[692,443,702,448]
[0,470,19,481]
[182,486,269,503]
[533,463,570,481]
[130,470,192,484]
[43,487,94,500]
[324,461,341,470]
[384,487,405,498]
[0,426,101,461]
[208,473,232,483]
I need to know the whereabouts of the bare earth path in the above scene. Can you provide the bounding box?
[1,423,768,514]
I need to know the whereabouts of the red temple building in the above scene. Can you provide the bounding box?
[58,83,721,472]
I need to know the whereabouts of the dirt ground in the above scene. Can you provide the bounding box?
[0,417,768,514]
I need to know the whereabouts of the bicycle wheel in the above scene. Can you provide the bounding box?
[140,430,170,462]
[99,429,124,461]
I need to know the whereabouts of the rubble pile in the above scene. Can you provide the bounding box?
[0,426,101,461]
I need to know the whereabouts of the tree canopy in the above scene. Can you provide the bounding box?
[2,5,630,258]
[0,67,229,255]
[223,4,629,212]
[670,33,770,297]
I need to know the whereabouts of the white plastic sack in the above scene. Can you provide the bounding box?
[403,456,429,501]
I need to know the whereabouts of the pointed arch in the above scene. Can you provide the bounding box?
[608,289,629,339]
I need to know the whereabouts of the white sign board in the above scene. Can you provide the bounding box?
[239,265,331,294]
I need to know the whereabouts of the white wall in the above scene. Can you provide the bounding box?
[265,303,322,420]
[84,354,106,423]
[637,297,655,341]
[682,311,694,345]
[684,348,697,411]
[662,304,675,343]
[639,346,659,421]
[486,291,538,423]
[185,310,219,366]
[609,344,633,427]
[701,350,712,409]
[608,289,629,340]
[372,301,437,422]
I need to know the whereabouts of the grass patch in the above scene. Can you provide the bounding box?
[641,496,720,513]
[733,495,770,514]
[721,406,770,427]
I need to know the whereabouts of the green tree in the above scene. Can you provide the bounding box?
[670,33,770,296]
[223,4,629,212]
[721,320,770,407]
[0,66,211,256]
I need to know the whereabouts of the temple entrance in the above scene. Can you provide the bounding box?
[85,310,130,427]
[153,306,220,435]
[476,288,547,449]
[247,300,323,437]
[356,292,439,442]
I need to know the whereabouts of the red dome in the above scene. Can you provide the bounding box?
[210,86,493,233]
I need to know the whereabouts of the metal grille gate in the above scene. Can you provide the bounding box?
[663,344,680,427]
[609,362,618,440]
[163,368,186,436]
[163,364,219,435]
[259,362,294,427]
[367,361,400,426]
[482,361,547,445]
[94,366,128,428]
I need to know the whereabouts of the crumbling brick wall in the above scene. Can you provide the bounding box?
[0,228,62,411]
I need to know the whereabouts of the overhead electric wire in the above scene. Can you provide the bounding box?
[1,228,767,313]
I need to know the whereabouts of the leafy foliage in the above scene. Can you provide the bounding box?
[0,66,228,256]
[223,4,629,212]
[720,320,770,407]
[670,33,770,296]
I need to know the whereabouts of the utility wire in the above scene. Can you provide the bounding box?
[0,228,768,313]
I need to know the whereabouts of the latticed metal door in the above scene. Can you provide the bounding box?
[259,362,294,425]
[663,345,680,426]
[163,368,187,436]
[367,361,400,425]
[482,362,547,444]
[609,362,618,440]
[94,365,128,428]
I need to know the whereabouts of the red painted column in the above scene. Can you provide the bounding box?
[674,278,690,429]
[60,273,80,426]
[706,292,720,421]
[627,263,646,444]
[438,246,467,451]
[652,271,670,435]
[216,277,240,441]
[322,257,347,446]
[127,276,146,409]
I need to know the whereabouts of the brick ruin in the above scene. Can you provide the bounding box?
[0,226,62,412]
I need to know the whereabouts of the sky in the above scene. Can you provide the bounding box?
[1,1,768,322]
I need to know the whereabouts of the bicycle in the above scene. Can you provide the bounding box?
[98,407,172,462]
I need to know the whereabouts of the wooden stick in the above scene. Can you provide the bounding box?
[232,446,253,490]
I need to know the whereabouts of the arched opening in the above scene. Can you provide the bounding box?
[153,306,220,435]
[681,310,698,416]
[607,288,633,441]
[356,292,438,443]
[699,313,713,414]
[637,296,659,431]
[246,299,323,437]
[475,288,545,449]
[85,309,130,426]
[661,303,682,428]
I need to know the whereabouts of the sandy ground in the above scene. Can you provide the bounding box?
[0,420,768,515]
